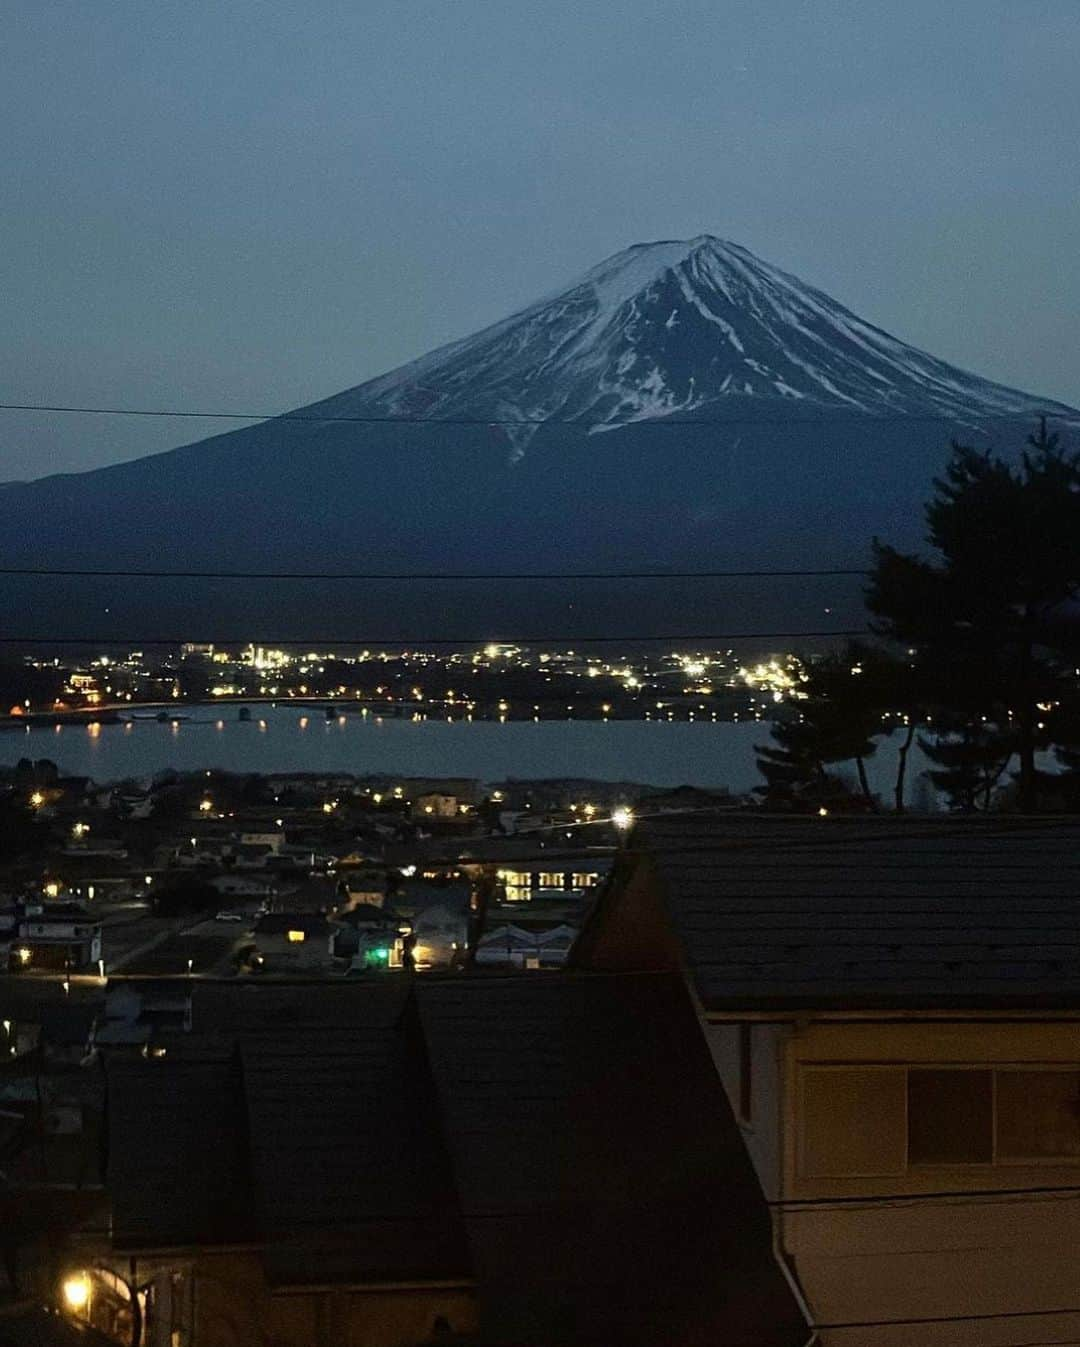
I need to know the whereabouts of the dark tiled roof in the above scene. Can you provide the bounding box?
[117,979,468,1284]
[633,814,1080,1010]
[106,972,806,1337]
[106,1055,251,1248]
[418,973,807,1347]
[0,1302,118,1347]
[190,978,411,1033]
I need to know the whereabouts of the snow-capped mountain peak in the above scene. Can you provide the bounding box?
[312,235,1075,461]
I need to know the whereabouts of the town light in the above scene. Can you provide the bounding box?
[14,947,32,966]
[62,1272,91,1312]
[287,930,306,943]
[611,807,634,832]
[29,791,45,809]
[199,799,213,813]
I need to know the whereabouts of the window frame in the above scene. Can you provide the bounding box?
[798,1062,1080,1180]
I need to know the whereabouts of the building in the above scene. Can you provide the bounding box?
[55,977,807,1347]
[5,901,102,972]
[492,858,609,903]
[251,912,337,972]
[573,813,1080,1347]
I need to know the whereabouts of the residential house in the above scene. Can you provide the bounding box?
[55,976,807,1347]
[251,913,337,972]
[7,902,102,972]
[332,903,402,960]
[572,813,1080,1347]
[483,854,611,904]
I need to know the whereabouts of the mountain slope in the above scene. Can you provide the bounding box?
[1,237,1076,643]
[309,235,1072,456]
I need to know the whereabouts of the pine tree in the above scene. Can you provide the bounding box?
[755,644,885,811]
[867,418,1080,812]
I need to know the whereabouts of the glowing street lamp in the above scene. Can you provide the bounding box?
[62,1272,91,1313]
[611,807,635,833]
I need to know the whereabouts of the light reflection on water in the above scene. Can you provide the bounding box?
[0,702,943,797]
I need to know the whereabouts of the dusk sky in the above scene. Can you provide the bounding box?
[4,0,1079,479]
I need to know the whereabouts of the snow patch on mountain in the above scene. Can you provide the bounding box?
[307,235,1077,463]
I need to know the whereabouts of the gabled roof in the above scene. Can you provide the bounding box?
[417,972,807,1347]
[577,813,1080,1010]
[107,980,467,1282]
[104,974,807,1340]
[106,1054,251,1247]
[243,1006,468,1285]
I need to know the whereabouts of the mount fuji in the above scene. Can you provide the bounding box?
[3,236,1077,644]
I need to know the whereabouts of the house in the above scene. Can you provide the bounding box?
[572,812,1080,1347]
[251,912,337,972]
[410,903,468,969]
[336,868,387,908]
[94,979,194,1048]
[332,903,402,959]
[413,792,461,820]
[58,977,807,1347]
[209,873,274,899]
[475,922,579,970]
[239,830,285,854]
[7,902,102,971]
[489,857,610,903]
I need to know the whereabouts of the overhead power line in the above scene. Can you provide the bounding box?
[0,565,869,581]
[0,400,1067,429]
[817,1304,1080,1332]
[0,630,865,645]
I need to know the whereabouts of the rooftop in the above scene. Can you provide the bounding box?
[574,814,1080,1011]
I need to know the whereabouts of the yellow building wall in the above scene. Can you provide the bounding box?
[776,1017,1080,1347]
[185,1251,476,1347]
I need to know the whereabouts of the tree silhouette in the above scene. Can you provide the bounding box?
[867,418,1080,811]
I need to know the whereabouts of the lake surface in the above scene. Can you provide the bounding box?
[0,703,943,799]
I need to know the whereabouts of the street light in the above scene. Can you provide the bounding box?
[62,1272,91,1313]
[611,807,635,833]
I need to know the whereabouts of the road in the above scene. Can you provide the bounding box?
[115,914,254,976]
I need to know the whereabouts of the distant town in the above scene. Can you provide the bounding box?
[0,641,805,725]
[0,755,733,982]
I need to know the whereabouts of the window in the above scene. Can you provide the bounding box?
[801,1065,1080,1178]
[801,1068,907,1178]
[538,872,565,889]
[908,1070,993,1164]
[572,872,598,888]
[286,929,305,943]
[997,1070,1080,1160]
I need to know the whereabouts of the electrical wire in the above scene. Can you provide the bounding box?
[0,630,865,645]
[1,401,1066,428]
[0,565,869,581]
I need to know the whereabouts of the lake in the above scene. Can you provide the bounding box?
[0,703,943,800]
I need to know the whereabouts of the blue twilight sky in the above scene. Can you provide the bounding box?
[3,0,1079,479]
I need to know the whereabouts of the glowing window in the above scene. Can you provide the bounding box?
[286,929,306,943]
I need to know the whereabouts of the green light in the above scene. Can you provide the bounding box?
[363,946,391,967]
